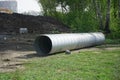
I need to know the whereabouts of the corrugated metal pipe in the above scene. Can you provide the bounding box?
[34,32,105,55]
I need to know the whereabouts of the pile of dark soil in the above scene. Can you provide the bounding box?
[0,13,71,34]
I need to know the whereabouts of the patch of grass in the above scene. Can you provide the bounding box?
[0,49,120,80]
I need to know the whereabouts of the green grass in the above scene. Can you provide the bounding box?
[0,49,120,80]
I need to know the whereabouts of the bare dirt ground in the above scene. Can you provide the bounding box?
[0,50,35,73]
[0,35,36,73]
[0,36,120,73]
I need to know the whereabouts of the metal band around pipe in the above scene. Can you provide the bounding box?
[34,32,105,55]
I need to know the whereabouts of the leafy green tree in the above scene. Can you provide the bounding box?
[39,0,120,38]
[39,0,57,16]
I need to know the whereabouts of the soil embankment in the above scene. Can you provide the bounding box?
[0,13,70,34]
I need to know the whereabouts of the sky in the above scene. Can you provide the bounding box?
[16,0,42,13]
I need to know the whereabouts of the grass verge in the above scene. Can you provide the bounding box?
[0,49,120,80]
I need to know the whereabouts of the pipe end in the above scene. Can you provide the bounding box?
[34,36,52,56]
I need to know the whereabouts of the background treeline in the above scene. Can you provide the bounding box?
[39,0,120,39]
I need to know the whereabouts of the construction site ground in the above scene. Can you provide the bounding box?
[0,34,120,73]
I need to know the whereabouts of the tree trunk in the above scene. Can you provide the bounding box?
[61,3,64,13]
[61,3,68,13]
[105,0,111,33]
[118,0,120,19]
[93,0,104,30]
[113,1,117,18]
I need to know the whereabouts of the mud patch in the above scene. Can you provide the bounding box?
[0,61,24,73]
[0,50,36,73]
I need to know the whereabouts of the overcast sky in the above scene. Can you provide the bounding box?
[16,0,42,13]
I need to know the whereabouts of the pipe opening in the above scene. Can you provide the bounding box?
[34,36,52,55]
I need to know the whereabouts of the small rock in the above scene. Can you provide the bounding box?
[3,37,7,40]
[65,50,71,54]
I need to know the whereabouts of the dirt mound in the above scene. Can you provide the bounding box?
[0,13,71,34]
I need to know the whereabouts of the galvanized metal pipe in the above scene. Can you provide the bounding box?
[34,32,105,55]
